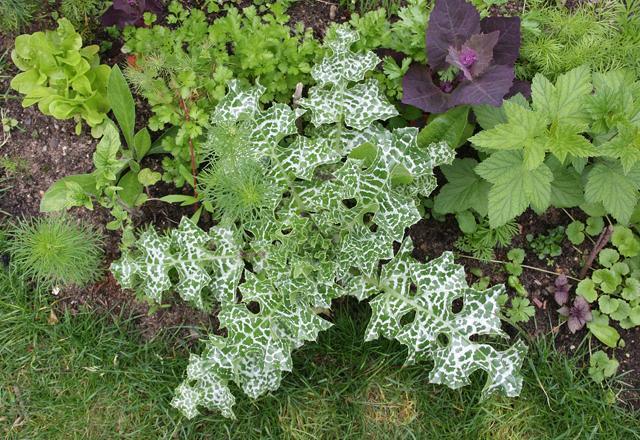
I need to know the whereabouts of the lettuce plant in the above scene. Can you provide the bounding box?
[10,19,111,136]
[402,0,521,114]
[111,27,527,419]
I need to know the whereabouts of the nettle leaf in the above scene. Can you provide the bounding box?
[111,218,244,308]
[531,65,592,127]
[434,158,491,216]
[366,240,527,397]
[599,121,640,174]
[585,161,640,224]
[475,150,552,228]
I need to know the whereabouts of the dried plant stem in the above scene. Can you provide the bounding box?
[579,225,614,279]
[458,254,581,282]
[179,97,199,206]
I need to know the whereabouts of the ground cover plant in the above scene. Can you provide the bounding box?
[2,0,640,435]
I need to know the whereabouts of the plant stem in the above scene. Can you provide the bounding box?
[178,97,199,207]
[579,225,613,279]
[457,254,581,282]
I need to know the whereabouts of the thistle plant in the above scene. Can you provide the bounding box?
[111,27,527,419]
[8,215,104,288]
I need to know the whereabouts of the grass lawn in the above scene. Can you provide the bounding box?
[1,271,639,439]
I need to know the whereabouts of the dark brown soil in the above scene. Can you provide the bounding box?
[288,0,350,37]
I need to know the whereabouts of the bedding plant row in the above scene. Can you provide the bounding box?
[2,0,640,429]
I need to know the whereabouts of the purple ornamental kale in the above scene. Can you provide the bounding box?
[558,296,592,333]
[402,0,524,114]
[101,0,164,28]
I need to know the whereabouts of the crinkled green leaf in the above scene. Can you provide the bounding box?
[475,151,552,228]
[585,162,640,224]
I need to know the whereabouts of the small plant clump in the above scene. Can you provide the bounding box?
[7,215,104,288]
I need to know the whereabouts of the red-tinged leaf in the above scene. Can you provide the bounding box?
[480,16,521,66]
[102,0,164,27]
[402,64,452,114]
[450,64,515,107]
[427,0,481,70]
[563,296,592,333]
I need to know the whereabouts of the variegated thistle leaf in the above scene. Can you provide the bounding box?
[299,26,398,130]
[110,217,243,308]
[171,271,333,419]
[366,240,527,398]
[127,25,525,422]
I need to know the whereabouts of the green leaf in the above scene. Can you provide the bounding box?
[133,128,151,160]
[592,268,622,294]
[108,65,135,149]
[598,295,620,315]
[417,106,470,149]
[566,221,585,245]
[118,170,143,207]
[585,217,604,236]
[585,162,640,224]
[546,156,584,208]
[434,158,491,216]
[476,151,552,228]
[507,248,525,265]
[507,297,535,323]
[576,279,598,303]
[612,225,640,257]
[622,278,640,301]
[531,65,592,126]
[589,350,619,383]
[39,173,98,212]
[137,168,161,187]
[587,311,620,348]
[599,121,640,174]
[159,194,199,206]
[455,210,477,234]
[365,241,527,398]
[598,249,620,268]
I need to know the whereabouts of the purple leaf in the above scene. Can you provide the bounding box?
[553,274,571,305]
[450,64,514,107]
[402,64,452,114]
[466,32,499,78]
[555,275,569,288]
[506,79,532,99]
[480,16,521,66]
[554,287,569,306]
[102,0,164,28]
[559,296,592,333]
[426,0,481,70]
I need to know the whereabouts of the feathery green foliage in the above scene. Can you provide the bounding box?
[7,215,104,288]
[519,1,640,80]
[0,0,40,33]
[59,0,110,36]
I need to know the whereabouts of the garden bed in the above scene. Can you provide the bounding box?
[2,0,640,428]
